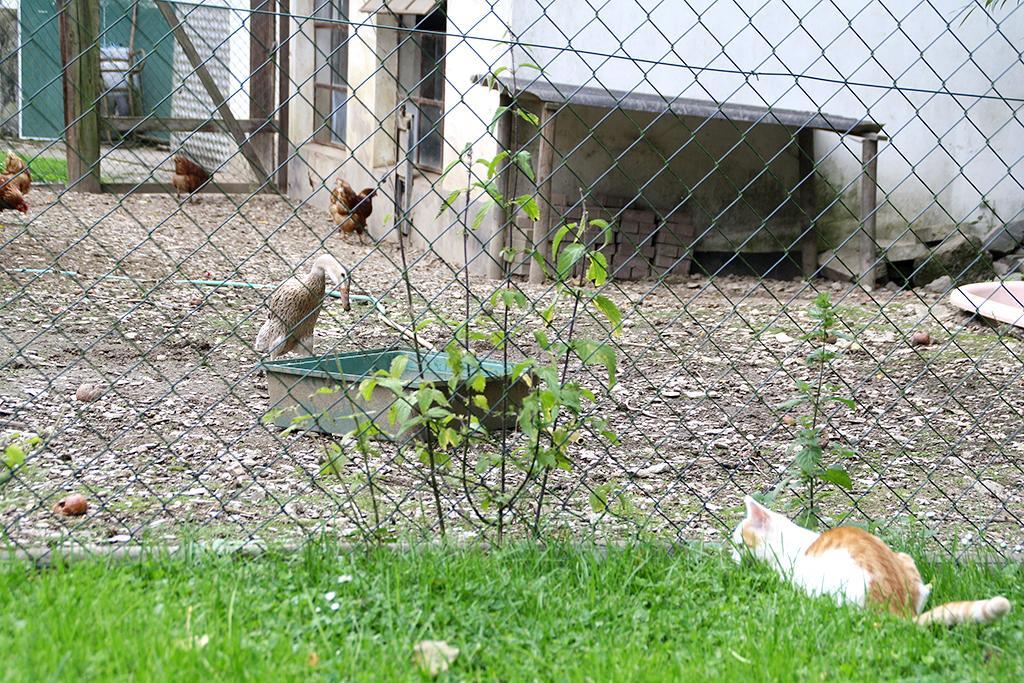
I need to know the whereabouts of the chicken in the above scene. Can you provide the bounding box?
[0,152,30,214]
[170,154,211,200]
[329,178,377,244]
[255,254,351,358]
[4,153,30,195]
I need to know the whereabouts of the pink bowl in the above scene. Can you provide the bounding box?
[949,281,1024,328]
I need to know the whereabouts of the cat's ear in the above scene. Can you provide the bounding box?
[744,496,772,531]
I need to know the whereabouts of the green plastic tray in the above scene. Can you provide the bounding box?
[261,348,529,436]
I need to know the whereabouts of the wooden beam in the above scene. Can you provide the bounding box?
[796,128,817,278]
[859,134,881,291]
[250,0,276,171]
[155,0,271,185]
[528,103,558,284]
[276,0,291,192]
[488,93,513,280]
[101,182,266,194]
[103,117,265,133]
[59,0,101,192]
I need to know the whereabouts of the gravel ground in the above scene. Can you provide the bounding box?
[1,191,1022,557]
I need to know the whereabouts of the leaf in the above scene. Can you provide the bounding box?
[472,395,489,410]
[794,509,819,530]
[389,354,409,379]
[775,397,807,411]
[469,373,487,393]
[3,444,25,469]
[515,108,540,126]
[827,396,857,410]
[446,343,464,379]
[534,329,550,349]
[488,105,509,133]
[314,385,340,396]
[591,294,622,336]
[262,408,284,424]
[437,189,464,217]
[517,62,542,72]
[586,252,608,286]
[556,243,586,280]
[412,640,459,678]
[820,467,853,490]
[511,360,535,384]
[472,200,495,229]
[539,299,558,324]
[589,218,613,247]
[514,195,540,221]
[589,482,614,512]
[513,150,535,181]
[795,443,823,476]
[391,399,413,430]
[550,224,572,263]
[574,340,617,387]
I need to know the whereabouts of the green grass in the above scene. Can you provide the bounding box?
[1,542,1021,681]
[16,153,67,183]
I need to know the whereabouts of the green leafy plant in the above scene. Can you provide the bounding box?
[1,431,42,487]
[767,292,856,528]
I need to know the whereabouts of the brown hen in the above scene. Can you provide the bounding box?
[170,154,210,199]
[329,178,377,243]
[0,152,30,214]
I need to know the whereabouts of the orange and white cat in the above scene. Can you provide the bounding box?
[732,496,1011,626]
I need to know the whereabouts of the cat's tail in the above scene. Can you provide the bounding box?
[915,596,1011,626]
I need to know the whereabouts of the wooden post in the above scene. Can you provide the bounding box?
[276,0,291,192]
[796,128,817,278]
[487,93,513,279]
[859,134,880,290]
[528,103,558,284]
[155,0,270,184]
[250,0,276,172]
[59,0,101,192]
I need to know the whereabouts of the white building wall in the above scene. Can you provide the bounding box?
[510,0,1024,246]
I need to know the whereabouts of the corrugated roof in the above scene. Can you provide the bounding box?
[479,75,883,136]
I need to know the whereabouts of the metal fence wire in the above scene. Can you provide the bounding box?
[1,0,1022,559]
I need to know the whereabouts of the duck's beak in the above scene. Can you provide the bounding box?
[339,280,351,311]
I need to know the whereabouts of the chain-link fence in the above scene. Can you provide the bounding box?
[1,0,1022,559]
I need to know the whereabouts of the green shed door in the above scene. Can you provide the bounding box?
[20,0,64,139]
[19,0,174,140]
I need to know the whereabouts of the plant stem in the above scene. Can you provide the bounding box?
[395,189,445,538]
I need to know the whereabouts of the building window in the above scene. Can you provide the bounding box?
[314,0,349,145]
[400,7,445,172]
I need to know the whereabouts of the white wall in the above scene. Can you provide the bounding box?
[511,0,1024,247]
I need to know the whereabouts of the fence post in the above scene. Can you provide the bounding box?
[250,0,276,173]
[528,103,558,284]
[276,0,291,192]
[58,0,101,193]
[797,128,817,277]
[859,134,880,290]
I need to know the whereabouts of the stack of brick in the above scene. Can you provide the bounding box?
[507,194,694,281]
[614,209,657,280]
[653,215,695,277]
[549,194,619,280]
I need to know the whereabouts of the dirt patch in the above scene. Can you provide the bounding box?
[1,192,1022,557]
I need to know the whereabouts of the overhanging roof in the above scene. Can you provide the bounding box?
[478,75,883,137]
[360,0,439,14]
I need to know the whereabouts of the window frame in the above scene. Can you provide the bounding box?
[401,9,446,173]
[312,0,350,148]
